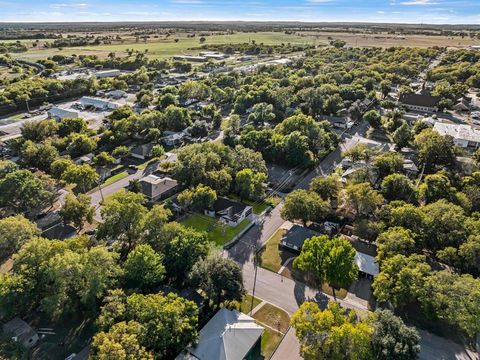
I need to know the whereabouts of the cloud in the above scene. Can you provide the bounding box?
[399,0,440,5]
[170,0,203,4]
[49,3,90,9]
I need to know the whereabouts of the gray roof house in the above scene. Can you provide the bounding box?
[79,97,120,110]
[2,317,39,349]
[399,92,441,113]
[47,107,79,121]
[131,143,154,160]
[176,308,264,360]
[139,175,179,202]
[280,225,318,253]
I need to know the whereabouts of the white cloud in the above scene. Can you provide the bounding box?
[400,0,440,5]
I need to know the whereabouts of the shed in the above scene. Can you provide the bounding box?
[2,317,39,348]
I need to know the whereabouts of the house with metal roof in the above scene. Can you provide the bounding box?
[176,308,264,360]
[78,97,120,110]
[433,122,480,149]
[47,107,79,121]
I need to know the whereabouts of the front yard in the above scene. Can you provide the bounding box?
[228,194,281,215]
[180,213,251,246]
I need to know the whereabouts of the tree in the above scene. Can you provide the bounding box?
[291,301,373,360]
[50,158,74,179]
[112,145,131,159]
[91,321,154,360]
[151,144,165,158]
[293,235,358,300]
[458,235,480,275]
[59,193,95,231]
[381,174,416,202]
[62,163,99,193]
[342,182,384,218]
[392,122,412,149]
[0,169,55,216]
[158,93,178,110]
[177,184,217,211]
[93,152,116,167]
[0,215,40,260]
[373,152,404,180]
[164,105,191,131]
[281,190,329,226]
[141,205,172,249]
[309,175,341,201]
[364,109,382,128]
[371,309,420,360]
[58,117,87,137]
[419,173,454,204]
[124,244,165,292]
[414,128,456,171]
[373,254,430,308]
[189,254,243,308]
[21,119,58,142]
[234,168,266,201]
[67,133,97,157]
[97,191,148,255]
[0,160,18,178]
[376,227,416,261]
[248,102,275,125]
[21,140,59,171]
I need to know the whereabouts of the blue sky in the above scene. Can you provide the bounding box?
[0,0,479,24]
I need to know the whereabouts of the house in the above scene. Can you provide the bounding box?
[42,223,77,240]
[205,197,254,227]
[453,98,470,112]
[2,317,39,349]
[433,122,480,149]
[280,225,318,252]
[176,308,264,360]
[131,143,154,160]
[47,107,79,121]
[399,93,441,113]
[173,55,207,62]
[107,90,128,99]
[139,175,179,202]
[95,69,121,78]
[403,159,419,178]
[163,131,186,147]
[78,97,120,110]
[73,153,94,165]
[348,236,379,279]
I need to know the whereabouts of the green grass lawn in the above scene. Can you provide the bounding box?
[181,213,251,246]
[261,328,283,359]
[102,188,125,204]
[240,294,262,315]
[259,229,292,273]
[228,194,281,215]
[15,32,315,60]
[253,303,290,334]
[102,170,129,186]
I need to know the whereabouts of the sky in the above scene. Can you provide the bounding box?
[0,0,479,24]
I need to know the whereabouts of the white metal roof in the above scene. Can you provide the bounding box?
[434,122,480,143]
[355,252,379,277]
[178,309,264,360]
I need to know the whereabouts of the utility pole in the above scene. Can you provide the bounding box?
[250,244,258,315]
[25,99,30,113]
[97,181,105,204]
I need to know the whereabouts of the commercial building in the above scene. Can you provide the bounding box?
[78,97,120,110]
[47,107,79,121]
[433,122,480,149]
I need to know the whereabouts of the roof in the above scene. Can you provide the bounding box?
[354,252,379,277]
[433,122,480,143]
[2,317,38,347]
[140,175,178,199]
[132,143,154,156]
[178,308,264,360]
[213,197,250,222]
[281,225,318,249]
[42,223,77,240]
[47,107,79,119]
[399,93,441,108]
[79,96,119,108]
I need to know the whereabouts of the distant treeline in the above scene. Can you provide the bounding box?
[194,42,314,55]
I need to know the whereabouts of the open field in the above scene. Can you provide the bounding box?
[14,32,315,60]
[299,30,480,48]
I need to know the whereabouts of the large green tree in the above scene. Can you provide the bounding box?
[124,244,165,292]
[294,235,358,300]
[281,190,329,226]
[59,193,95,231]
[0,215,40,260]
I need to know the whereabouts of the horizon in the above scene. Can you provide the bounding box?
[1,0,479,25]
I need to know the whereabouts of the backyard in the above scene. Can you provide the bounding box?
[180,213,251,246]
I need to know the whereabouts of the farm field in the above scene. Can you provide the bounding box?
[14,31,316,60]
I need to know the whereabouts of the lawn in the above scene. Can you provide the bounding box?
[16,32,314,60]
[229,194,281,215]
[102,170,129,186]
[259,229,296,273]
[253,303,290,334]
[240,294,262,315]
[261,328,283,359]
[181,213,251,246]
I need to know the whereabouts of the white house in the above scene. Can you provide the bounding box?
[47,107,79,120]
[79,97,120,110]
[205,197,254,227]
[433,122,480,149]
